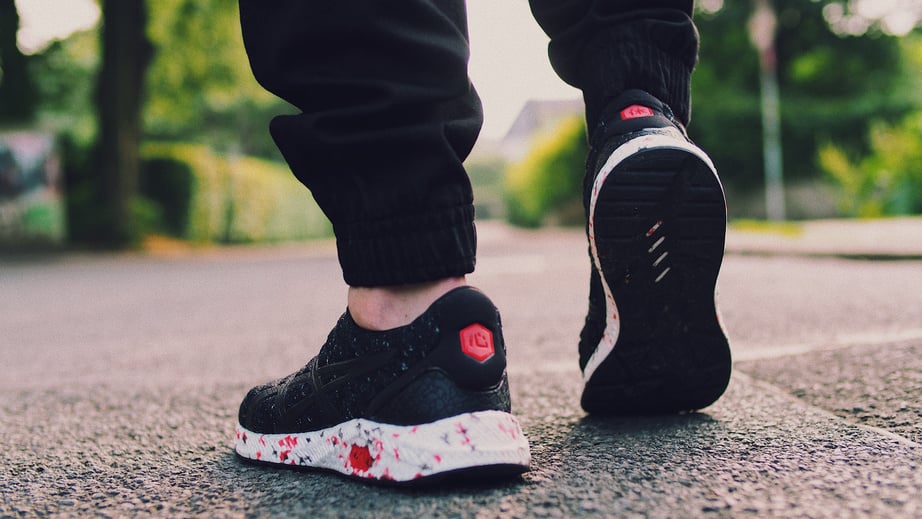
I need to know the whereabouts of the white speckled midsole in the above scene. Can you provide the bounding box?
[235,410,531,482]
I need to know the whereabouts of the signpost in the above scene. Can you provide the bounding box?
[748,0,786,221]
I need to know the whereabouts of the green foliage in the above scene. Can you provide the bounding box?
[141,143,331,243]
[0,0,37,124]
[65,192,162,247]
[27,0,305,245]
[819,112,922,217]
[129,195,166,238]
[497,0,918,226]
[28,31,99,146]
[62,134,158,247]
[144,0,288,157]
[30,0,291,159]
[504,117,586,228]
[140,156,192,235]
[466,155,507,219]
[896,34,922,107]
[691,1,912,194]
[29,32,100,246]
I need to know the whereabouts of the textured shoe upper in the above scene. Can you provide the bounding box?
[238,287,510,434]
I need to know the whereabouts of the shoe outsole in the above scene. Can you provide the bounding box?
[234,410,530,484]
[236,456,528,488]
[583,132,732,414]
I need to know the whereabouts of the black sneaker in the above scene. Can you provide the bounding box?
[579,90,732,414]
[234,286,530,483]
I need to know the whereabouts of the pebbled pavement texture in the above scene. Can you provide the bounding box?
[2,220,922,517]
[738,340,922,445]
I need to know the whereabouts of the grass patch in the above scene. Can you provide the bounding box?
[730,219,804,237]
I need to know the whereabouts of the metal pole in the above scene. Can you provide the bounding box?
[749,0,786,221]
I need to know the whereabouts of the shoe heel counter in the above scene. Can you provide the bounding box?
[371,370,512,425]
[367,287,513,425]
[430,287,507,392]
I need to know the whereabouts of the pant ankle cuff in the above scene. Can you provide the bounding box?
[335,205,476,287]
[578,25,696,131]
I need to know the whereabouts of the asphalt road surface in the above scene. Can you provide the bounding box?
[2,222,921,517]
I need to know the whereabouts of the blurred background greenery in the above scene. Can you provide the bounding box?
[0,0,920,248]
[497,0,922,226]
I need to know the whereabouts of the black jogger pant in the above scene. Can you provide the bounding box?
[238,0,698,287]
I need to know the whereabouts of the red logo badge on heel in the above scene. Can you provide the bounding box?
[621,105,654,120]
[460,324,495,362]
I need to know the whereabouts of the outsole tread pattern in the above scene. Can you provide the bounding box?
[582,136,732,415]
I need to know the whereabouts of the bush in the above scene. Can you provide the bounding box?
[465,155,507,220]
[140,156,192,235]
[141,143,331,242]
[819,112,922,217]
[504,116,587,227]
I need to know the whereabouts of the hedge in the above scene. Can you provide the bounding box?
[141,143,331,243]
[504,116,587,228]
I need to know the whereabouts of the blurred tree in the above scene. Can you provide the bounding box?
[31,0,284,158]
[144,0,286,157]
[0,0,37,124]
[29,30,98,145]
[690,0,911,195]
[93,0,153,245]
[33,0,289,245]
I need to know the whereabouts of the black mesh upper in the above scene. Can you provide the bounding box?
[238,287,509,434]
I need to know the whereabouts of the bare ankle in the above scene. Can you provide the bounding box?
[347,277,467,331]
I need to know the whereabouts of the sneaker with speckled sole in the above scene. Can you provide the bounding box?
[234,286,530,484]
[579,90,732,414]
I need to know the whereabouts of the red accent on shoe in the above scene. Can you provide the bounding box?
[459,323,495,362]
[621,105,654,120]
[347,444,374,473]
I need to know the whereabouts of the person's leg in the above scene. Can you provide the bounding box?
[529,0,698,130]
[233,0,530,482]
[529,0,732,414]
[239,0,479,329]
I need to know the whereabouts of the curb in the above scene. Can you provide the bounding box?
[726,217,922,260]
